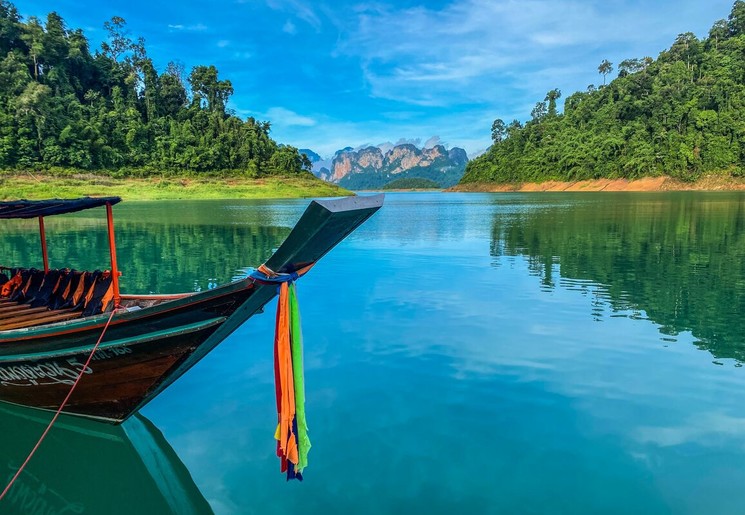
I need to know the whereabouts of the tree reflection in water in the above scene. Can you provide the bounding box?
[491,193,745,362]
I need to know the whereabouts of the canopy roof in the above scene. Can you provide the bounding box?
[0,197,122,219]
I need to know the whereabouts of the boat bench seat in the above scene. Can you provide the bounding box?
[0,268,115,331]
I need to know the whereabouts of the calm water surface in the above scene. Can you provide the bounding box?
[1,192,744,514]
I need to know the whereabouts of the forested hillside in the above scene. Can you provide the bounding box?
[0,2,310,175]
[461,1,745,184]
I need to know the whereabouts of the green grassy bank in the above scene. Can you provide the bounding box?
[0,171,351,200]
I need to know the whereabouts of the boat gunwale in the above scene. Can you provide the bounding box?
[119,293,193,300]
[0,316,226,363]
[0,277,255,344]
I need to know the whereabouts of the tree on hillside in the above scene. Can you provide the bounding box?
[20,16,43,80]
[188,65,233,113]
[618,58,645,77]
[669,32,700,73]
[491,118,506,144]
[530,102,547,122]
[165,61,185,85]
[728,0,745,35]
[545,89,561,116]
[0,1,22,55]
[709,19,729,48]
[158,68,187,117]
[598,59,613,85]
[507,120,522,136]
[101,16,131,62]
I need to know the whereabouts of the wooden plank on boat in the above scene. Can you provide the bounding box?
[0,310,80,331]
[0,305,50,318]
[0,302,40,312]
[0,307,73,325]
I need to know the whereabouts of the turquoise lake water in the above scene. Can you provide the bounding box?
[1,191,744,514]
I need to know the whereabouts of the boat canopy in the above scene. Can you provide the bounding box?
[0,197,122,219]
[0,196,123,303]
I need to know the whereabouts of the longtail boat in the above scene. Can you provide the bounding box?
[0,195,383,423]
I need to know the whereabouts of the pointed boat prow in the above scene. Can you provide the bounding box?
[266,193,385,273]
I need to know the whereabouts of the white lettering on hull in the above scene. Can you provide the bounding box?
[0,347,132,387]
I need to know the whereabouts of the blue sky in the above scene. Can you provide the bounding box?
[18,0,735,157]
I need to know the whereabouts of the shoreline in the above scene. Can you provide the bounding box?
[449,175,745,192]
[0,172,351,200]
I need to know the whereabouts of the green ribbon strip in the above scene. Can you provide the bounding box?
[289,283,311,472]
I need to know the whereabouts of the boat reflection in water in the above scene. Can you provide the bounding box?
[0,404,212,514]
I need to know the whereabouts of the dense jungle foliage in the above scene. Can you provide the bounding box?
[0,2,310,176]
[462,1,745,184]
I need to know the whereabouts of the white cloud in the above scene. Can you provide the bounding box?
[264,107,317,127]
[423,136,443,149]
[394,137,421,147]
[266,0,321,30]
[331,0,728,111]
[282,20,296,34]
[168,23,208,31]
[334,1,561,105]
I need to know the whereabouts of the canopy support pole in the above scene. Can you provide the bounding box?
[105,203,121,307]
[38,216,49,272]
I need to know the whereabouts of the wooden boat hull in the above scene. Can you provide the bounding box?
[0,195,383,423]
[0,317,225,422]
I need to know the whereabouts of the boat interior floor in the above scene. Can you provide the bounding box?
[0,268,198,332]
[0,268,116,331]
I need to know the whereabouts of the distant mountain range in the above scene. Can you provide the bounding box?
[300,142,468,189]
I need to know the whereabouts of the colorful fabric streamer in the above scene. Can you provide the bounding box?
[250,264,312,481]
[271,280,310,481]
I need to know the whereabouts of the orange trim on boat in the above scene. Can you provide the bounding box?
[71,272,87,306]
[106,203,121,308]
[38,216,49,272]
[1,273,21,297]
[99,279,115,313]
[82,275,98,309]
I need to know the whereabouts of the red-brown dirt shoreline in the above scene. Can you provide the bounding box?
[448,175,745,192]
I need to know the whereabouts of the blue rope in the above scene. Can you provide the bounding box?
[249,269,300,284]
